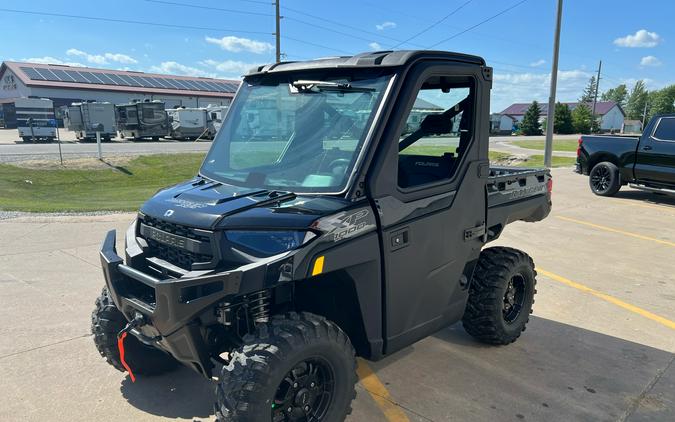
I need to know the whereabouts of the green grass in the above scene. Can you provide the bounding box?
[0,154,205,212]
[512,138,579,152]
[0,149,572,213]
[515,155,577,168]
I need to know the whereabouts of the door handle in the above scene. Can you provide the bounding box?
[390,228,409,251]
[643,145,653,150]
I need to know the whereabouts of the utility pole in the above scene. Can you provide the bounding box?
[275,0,281,63]
[544,0,563,169]
[591,60,602,132]
[642,100,649,129]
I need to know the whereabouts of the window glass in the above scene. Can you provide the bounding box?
[653,117,675,141]
[397,77,474,188]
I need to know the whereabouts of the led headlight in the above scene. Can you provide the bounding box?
[226,230,317,256]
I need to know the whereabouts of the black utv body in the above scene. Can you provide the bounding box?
[94,50,552,421]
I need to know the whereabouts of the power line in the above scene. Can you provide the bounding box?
[427,0,529,49]
[392,0,474,48]
[0,7,271,35]
[284,16,381,44]
[144,0,273,17]
[283,35,352,55]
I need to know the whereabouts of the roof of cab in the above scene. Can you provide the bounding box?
[246,50,486,76]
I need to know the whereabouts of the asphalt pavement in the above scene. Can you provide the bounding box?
[0,168,673,421]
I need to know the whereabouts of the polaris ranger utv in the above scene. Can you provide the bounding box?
[93,50,552,421]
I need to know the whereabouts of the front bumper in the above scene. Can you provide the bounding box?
[99,229,293,377]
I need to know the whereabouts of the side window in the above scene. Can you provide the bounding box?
[398,76,474,189]
[653,117,675,141]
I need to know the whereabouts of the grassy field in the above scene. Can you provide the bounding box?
[0,149,573,212]
[0,154,205,212]
[512,138,579,152]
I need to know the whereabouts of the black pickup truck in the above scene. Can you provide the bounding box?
[576,114,675,196]
[93,50,551,421]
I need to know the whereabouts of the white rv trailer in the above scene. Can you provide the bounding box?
[15,98,57,142]
[205,104,229,139]
[64,102,117,141]
[166,107,209,140]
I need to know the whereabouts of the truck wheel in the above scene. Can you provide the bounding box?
[462,247,537,345]
[91,287,179,375]
[215,312,357,422]
[589,161,621,196]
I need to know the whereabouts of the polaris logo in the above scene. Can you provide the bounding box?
[164,209,175,217]
[145,226,187,249]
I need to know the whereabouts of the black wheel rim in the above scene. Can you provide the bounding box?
[503,273,526,324]
[591,166,611,192]
[271,357,335,422]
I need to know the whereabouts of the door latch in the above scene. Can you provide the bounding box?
[390,228,409,251]
[464,223,486,241]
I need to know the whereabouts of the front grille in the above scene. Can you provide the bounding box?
[140,214,214,270]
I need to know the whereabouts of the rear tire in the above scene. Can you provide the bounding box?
[589,161,621,196]
[91,287,179,375]
[462,247,537,345]
[215,312,357,422]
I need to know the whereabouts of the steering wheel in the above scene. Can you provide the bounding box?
[327,158,351,175]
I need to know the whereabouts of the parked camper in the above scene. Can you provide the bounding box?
[205,105,229,138]
[64,102,117,141]
[15,98,57,142]
[167,107,208,140]
[115,101,169,140]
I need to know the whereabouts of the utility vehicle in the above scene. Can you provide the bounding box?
[94,50,552,422]
[576,114,675,196]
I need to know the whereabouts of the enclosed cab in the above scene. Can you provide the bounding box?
[93,51,551,422]
[15,98,57,142]
[64,102,117,141]
[166,107,209,140]
[116,101,169,141]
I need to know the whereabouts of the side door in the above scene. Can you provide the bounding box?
[634,116,675,186]
[367,64,489,354]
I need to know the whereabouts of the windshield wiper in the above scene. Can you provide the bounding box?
[291,80,375,93]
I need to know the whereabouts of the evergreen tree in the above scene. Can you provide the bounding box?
[600,84,628,108]
[572,103,593,134]
[519,101,543,135]
[579,76,598,102]
[625,80,649,120]
[553,102,574,134]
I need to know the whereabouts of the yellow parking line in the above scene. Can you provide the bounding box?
[537,268,675,330]
[356,358,410,422]
[556,215,675,248]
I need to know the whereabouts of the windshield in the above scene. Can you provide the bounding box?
[200,74,392,193]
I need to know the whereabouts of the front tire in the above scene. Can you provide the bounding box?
[589,161,621,196]
[462,247,537,345]
[91,287,179,375]
[216,312,357,422]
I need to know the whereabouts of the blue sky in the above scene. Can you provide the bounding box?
[1,0,672,111]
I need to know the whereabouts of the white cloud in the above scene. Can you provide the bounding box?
[613,29,662,48]
[200,59,261,78]
[22,56,85,67]
[529,59,546,67]
[375,21,396,31]
[205,36,273,54]
[66,48,138,65]
[150,61,217,78]
[369,42,382,50]
[640,55,662,67]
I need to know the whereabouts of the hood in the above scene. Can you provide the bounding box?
[140,177,352,230]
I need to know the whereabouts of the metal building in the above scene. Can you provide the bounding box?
[0,61,240,120]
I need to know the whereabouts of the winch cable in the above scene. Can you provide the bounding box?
[116,313,146,383]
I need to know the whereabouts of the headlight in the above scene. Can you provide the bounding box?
[226,230,317,256]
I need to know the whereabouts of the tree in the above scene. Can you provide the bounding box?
[625,80,649,120]
[579,76,598,103]
[646,85,675,121]
[601,84,628,108]
[572,103,594,134]
[519,101,543,135]
[553,102,574,134]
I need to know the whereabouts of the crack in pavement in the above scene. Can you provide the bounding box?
[0,333,90,361]
[618,354,675,422]
[360,385,435,422]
